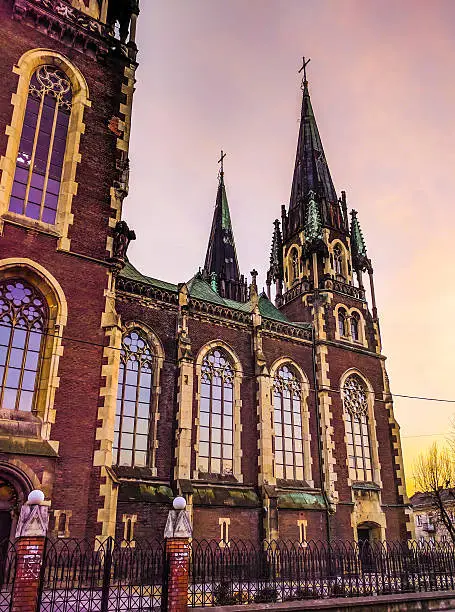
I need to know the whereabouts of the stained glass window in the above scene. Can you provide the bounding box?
[114,330,154,467]
[342,375,372,482]
[9,65,72,225]
[198,349,234,475]
[0,280,47,412]
[273,364,304,481]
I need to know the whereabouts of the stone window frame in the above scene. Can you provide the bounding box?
[0,49,91,251]
[121,513,137,548]
[284,243,302,288]
[297,519,307,545]
[329,239,351,283]
[194,341,243,483]
[219,517,230,548]
[340,369,382,488]
[269,358,313,487]
[53,509,72,538]
[0,258,67,444]
[113,322,164,474]
[333,304,367,348]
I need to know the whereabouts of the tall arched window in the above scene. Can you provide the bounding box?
[9,65,72,224]
[291,249,299,284]
[334,244,344,277]
[273,364,304,481]
[342,375,372,482]
[198,349,234,475]
[0,279,47,412]
[338,308,347,338]
[351,312,360,342]
[114,330,154,467]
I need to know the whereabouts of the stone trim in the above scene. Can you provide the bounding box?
[0,48,91,251]
[333,303,368,349]
[53,509,72,538]
[121,513,137,547]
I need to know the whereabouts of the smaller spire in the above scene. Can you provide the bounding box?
[350,210,372,272]
[268,219,284,279]
[305,190,323,243]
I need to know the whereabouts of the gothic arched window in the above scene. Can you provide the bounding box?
[291,249,299,284]
[342,375,372,482]
[334,244,344,277]
[273,364,304,481]
[0,279,47,412]
[351,312,360,342]
[9,65,72,225]
[114,330,154,467]
[338,308,348,338]
[198,349,234,475]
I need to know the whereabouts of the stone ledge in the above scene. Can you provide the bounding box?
[203,590,455,611]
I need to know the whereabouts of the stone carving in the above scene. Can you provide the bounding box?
[16,502,49,538]
[112,221,136,261]
[164,509,192,539]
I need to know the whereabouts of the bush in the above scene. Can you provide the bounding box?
[254,587,278,603]
[213,582,239,606]
[294,585,318,599]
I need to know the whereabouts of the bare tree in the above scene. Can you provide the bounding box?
[414,443,455,544]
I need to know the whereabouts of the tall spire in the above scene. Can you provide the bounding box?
[350,210,371,272]
[289,65,338,211]
[203,155,246,302]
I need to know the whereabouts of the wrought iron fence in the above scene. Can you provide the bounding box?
[189,539,455,606]
[0,539,16,612]
[38,537,164,612]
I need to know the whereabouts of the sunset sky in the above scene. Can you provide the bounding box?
[125,0,455,493]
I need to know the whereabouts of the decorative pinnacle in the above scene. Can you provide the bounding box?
[218,149,227,177]
[298,56,311,90]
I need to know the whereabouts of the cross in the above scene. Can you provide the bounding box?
[298,56,311,82]
[218,150,227,174]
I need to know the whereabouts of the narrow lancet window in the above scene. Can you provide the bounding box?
[334,244,344,277]
[273,364,304,481]
[198,349,234,475]
[9,66,72,224]
[0,279,47,412]
[338,308,347,337]
[351,312,360,342]
[342,374,373,482]
[114,330,154,467]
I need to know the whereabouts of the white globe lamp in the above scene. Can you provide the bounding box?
[28,490,45,505]
[173,496,186,511]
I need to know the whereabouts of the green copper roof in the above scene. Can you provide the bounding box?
[350,210,367,257]
[278,491,326,510]
[305,191,323,242]
[120,260,178,292]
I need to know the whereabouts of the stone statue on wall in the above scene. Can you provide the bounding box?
[112,220,136,261]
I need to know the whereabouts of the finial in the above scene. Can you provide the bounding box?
[218,149,227,177]
[350,209,358,218]
[298,56,311,90]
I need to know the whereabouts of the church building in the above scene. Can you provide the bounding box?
[0,0,413,544]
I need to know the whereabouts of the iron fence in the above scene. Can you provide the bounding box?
[189,539,455,606]
[38,538,164,612]
[0,539,16,612]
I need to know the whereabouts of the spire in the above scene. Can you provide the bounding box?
[203,156,247,302]
[289,58,342,231]
[350,210,371,272]
[268,219,284,280]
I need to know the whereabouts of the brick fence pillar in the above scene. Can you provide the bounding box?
[163,496,192,612]
[11,490,49,612]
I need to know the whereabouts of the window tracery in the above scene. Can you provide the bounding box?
[273,364,304,481]
[0,279,47,412]
[114,330,154,467]
[9,66,72,225]
[342,375,372,482]
[198,349,234,475]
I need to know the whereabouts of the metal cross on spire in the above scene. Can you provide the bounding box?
[298,56,311,89]
[218,150,227,175]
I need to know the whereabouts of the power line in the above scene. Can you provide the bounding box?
[2,321,455,405]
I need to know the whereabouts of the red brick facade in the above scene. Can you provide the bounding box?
[0,0,411,547]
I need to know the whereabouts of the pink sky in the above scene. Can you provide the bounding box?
[126,0,455,492]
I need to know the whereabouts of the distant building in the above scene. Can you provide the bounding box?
[411,490,455,542]
[0,0,412,544]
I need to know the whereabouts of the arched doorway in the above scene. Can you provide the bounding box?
[0,464,33,541]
